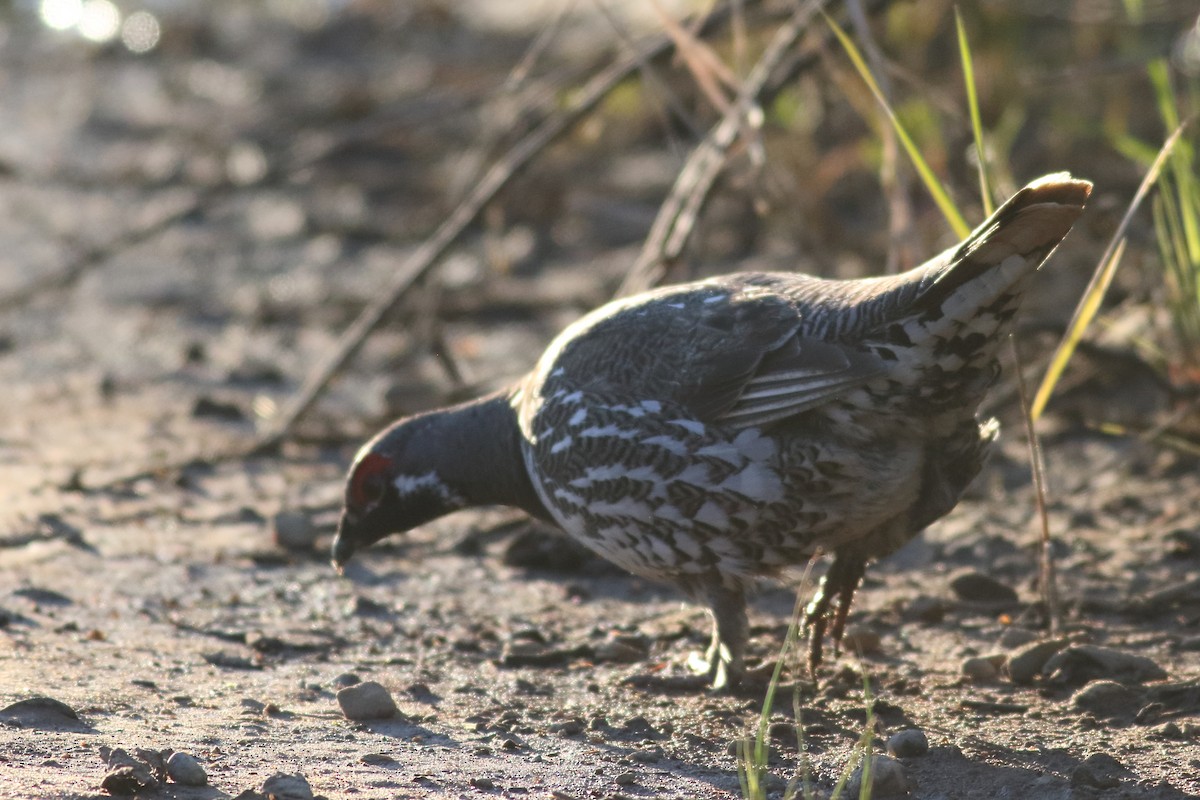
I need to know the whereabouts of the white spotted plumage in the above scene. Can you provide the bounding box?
[335,174,1092,689]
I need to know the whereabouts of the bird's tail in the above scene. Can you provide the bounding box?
[868,173,1091,410]
[910,173,1092,317]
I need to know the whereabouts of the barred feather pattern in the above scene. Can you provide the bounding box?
[516,174,1091,596]
[336,174,1091,687]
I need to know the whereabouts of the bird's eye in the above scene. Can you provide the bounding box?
[348,453,392,512]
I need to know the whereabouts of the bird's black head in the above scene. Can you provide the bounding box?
[331,422,466,570]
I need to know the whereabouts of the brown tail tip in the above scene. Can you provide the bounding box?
[1020,172,1093,208]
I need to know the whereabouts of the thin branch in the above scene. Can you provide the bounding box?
[0,188,212,312]
[616,0,829,298]
[1011,336,1060,636]
[249,8,752,456]
[847,0,916,273]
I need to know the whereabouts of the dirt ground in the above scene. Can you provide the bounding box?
[2,3,1199,799]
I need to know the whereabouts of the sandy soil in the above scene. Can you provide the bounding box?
[2,3,1198,799]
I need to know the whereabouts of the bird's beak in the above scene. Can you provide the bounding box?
[331,516,357,574]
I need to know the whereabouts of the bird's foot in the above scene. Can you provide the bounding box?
[687,640,741,692]
[803,556,866,678]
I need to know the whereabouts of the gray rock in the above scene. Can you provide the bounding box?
[1072,680,1141,719]
[1007,638,1070,684]
[886,728,929,758]
[336,680,399,720]
[841,624,882,655]
[331,672,361,689]
[1043,645,1168,687]
[961,655,1003,682]
[1153,721,1184,739]
[166,751,208,786]
[948,571,1018,603]
[272,510,318,551]
[847,754,911,797]
[98,747,161,794]
[101,766,147,796]
[1,696,81,728]
[902,595,945,624]
[998,627,1039,649]
[1070,753,1126,789]
[261,772,314,800]
[594,636,648,663]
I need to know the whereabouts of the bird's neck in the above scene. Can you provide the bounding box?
[421,388,549,521]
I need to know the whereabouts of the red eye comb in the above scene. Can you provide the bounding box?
[349,453,391,508]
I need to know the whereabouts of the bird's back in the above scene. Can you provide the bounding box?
[515,174,1091,583]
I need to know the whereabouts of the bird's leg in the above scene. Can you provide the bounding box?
[687,583,747,691]
[804,555,865,676]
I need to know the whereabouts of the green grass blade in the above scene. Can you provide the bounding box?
[1109,131,1163,168]
[1031,121,1189,420]
[741,581,810,800]
[1149,60,1200,265]
[1032,239,1127,421]
[955,7,993,215]
[823,11,970,238]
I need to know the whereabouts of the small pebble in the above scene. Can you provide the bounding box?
[1072,680,1140,719]
[336,681,399,721]
[331,672,361,689]
[1043,645,1168,687]
[903,595,945,624]
[998,627,1039,649]
[360,752,398,766]
[166,751,207,786]
[594,637,648,664]
[1154,721,1184,739]
[847,754,911,797]
[948,571,1018,603]
[961,655,1003,682]
[886,728,929,758]
[1070,753,1124,789]
[261,772,314,800]
[841,624,882,655]
[1,696,80,726]
[615,772,636,786]
[100,766,144,796]
[273,510,318,551]
[191,396,245,421]
[1007,638,1070,684]
[768,721,796,740]
[1135,702,1166,725]
[98,748,160,795]
[549,719,585,736]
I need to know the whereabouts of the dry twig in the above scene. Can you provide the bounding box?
[616,0,829,298]
[1011,336,1061,636]
[77,3,754,490]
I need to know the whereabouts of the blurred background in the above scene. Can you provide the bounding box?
[2,5,1200,796]
[2,0,1198,517]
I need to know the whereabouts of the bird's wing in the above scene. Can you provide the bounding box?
[547,278,885,429]
[710,333,884,429]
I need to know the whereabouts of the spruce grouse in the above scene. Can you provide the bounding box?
[333,173,1091,689]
